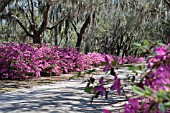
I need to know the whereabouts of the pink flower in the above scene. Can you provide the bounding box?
[103,55,111,72]
[94,77,106,96]
[168,43,170,47]
[123,98,139,113]
[110,76,121,95]
[155,46,168,55]
[102,108,112,113]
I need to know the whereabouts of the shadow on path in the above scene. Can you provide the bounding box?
[0,68,136,113]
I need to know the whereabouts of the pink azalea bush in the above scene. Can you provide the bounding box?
[0,43,145,80]
[117,56,145,64]
[84,52,145,69]
[0,43,41,79]
[56,47,85,73]
[123,44,170,113]
[83,52,105,69]
[0,43,85,79]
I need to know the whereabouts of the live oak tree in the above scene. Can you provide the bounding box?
[1,0,170,54]
[0,0,68,44]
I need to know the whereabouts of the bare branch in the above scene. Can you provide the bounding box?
[30,0,35,24]
[71,21,79,35]
[0,0,13,13]
[26,0,35,28]
[25,13,32,26]
[80,15,91,35]
[10,15,34,37]
[47,15,68,30]
[164,0,170,9]
[38,2,50,35]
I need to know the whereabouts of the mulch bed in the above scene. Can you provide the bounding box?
[0,76,69,93]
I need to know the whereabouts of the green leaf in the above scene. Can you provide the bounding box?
[163,93,170,100]
[148,102,156,112]
[124,64,133,67]
[87,69,96,74]
[132,70,138,74]
[84,87,94,94]
[158,103,166,113]
[155,90,169,99]
[69,71,83,80]
[141,45,148,49]
[133,43,142,47]
[77,72,84,78]
[68,76,75,80]
[159,90,163,94]
[143,40,150,45]
[101,62,108,66]
[166,84,170,87]
[131,86,144,96]
[128,65,143,71]
[131,76,135,82]
[111,58,118,68]
[164,102,170,107]
[77,71,82,77]
[157,43,168,47]
[144,86,152,95]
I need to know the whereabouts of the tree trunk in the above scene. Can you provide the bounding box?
[116,44,121,56]
[54,26,58,46]
[76,34,82,51]
[85,43,90,54]
[33,35,41,43]
[72,15,91,51]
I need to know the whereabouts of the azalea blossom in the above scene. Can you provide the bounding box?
[110,76,121,95]
[94,77,106,96]
[123,98,139,113]
[102,108,112,113]
[155,46,168,55]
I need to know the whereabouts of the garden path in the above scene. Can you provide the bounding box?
[0,67,142,113]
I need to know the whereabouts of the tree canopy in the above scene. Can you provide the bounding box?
[0,0,170,54]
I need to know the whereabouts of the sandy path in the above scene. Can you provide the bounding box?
[0,67,142,113]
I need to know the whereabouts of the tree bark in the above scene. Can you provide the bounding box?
[72,15,91,51]
[0,0,13,13]
[164,0,170,9]
[85,43,91,54]
[54,26,58,46]
[76,34,83,50]
[33,35,41,43]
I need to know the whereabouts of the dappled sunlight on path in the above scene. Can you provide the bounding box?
[0,80,111,113]
[0,67,141,113]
